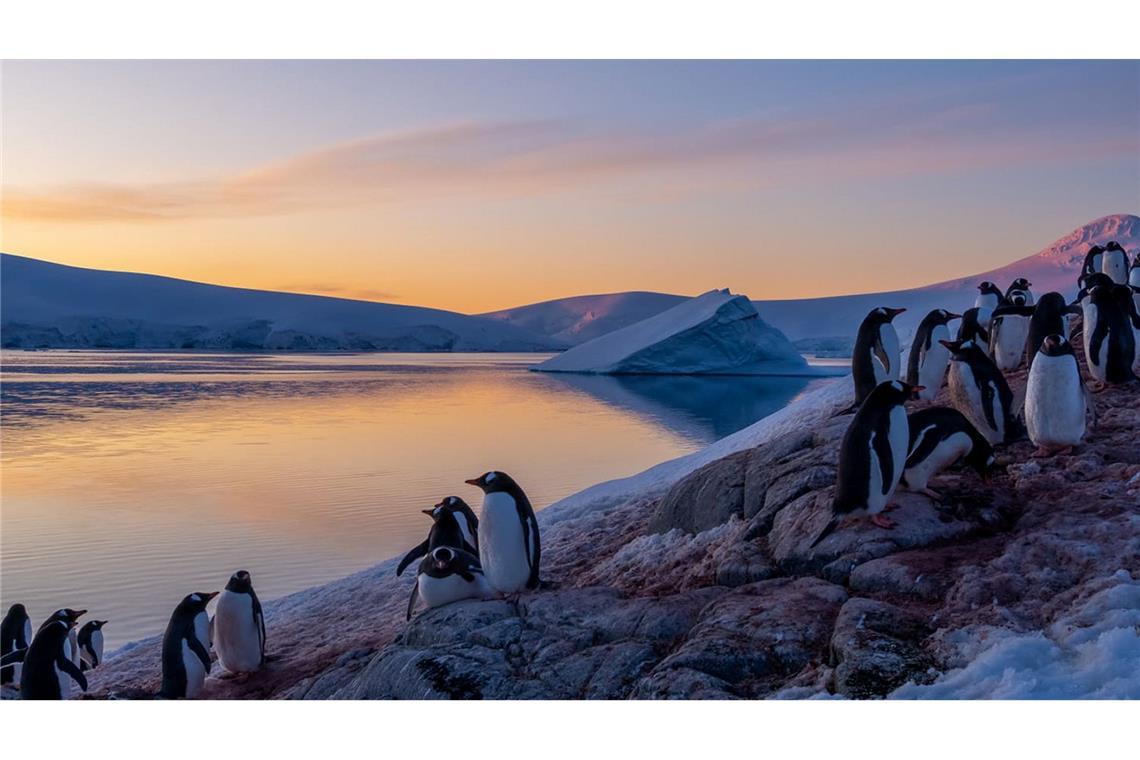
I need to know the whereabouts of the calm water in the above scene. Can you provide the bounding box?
[0,350,834,649]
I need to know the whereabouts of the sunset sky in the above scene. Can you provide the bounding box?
[2,60,1137,313]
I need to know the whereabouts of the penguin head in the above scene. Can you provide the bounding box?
[80,620,108,633]
[870,306,906,323]
[977,281,1000,295]
[1009,278,1031,291]
[178,591,219,614]
[432,495,471,514]
[1104,241,1123,252]
[939,338,983,362]
[966,440,997,482]
[430,546,456,571]
[934,309,961,324]
[6,603,27,619]
[225,570,254,594]
[880,380,923,403]
[1039,334,1074,357]
[44,608,86,629]
[465,470,518,494]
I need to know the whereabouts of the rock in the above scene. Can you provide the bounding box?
[830,598,933,698]
[650,450,749,534]
[637,577,847,698]
[714,542,779,587]
[325,587,726,700]
[849,549,965,602]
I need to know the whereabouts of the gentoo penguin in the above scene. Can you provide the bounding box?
[988,303,1036,371]
[1101,241,1129,284]
[38,608,83,670]
[851,307,906,406]
[1080,245,1105,288]
[437,495,479,552]
[812,380,923,547]
[1082,283,1139,386]
[406,546,491,621]
[213,571,265,674]
[974,281,1005,329]
[466,470,541,595]
[901,406,995,501]
[160,591,217,699]
[19,618,87,700]
[941,338,1022,445]
[1004,278,1034,307]
[906,309,960,402]
[1,604,32,686]
[1026,292,1079,372]
[76,619,107,671]
[956,307,991,345]
[396,502,479,577]
[1025,335,1092,456]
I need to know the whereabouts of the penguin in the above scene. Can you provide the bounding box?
[851,307,906,406]
[1130,254,1140,321]
[38,608,83,670]
[1025,334,1092,456]
[19,617,87,700]
[941,338,1022,445]
[905,309,960,402]
[988,303,1036,371]
[437,495,479,553]
[956,307,991,345]
[901,406,995,501]
[1004,278,1035,307]
[1080,245,1105,288]
[466,470,541,595]
[406,546,491,621]
[1082,283,1139,387]
[160,591,217,699]
[1101,241,1129,284]
[396,501,479,577]
[1026,292,1080,372]
[76,619,107,671]
[1,603,32,686]
[213,571,265,674]
[812,380,923,548]
[974,281,1005,329]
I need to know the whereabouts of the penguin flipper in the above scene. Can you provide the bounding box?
[0,648,26,666]
[188,635,211,673]
[58,653,88,692]
[406,579,419,622]
[462,539,479,556]
[396,540,430,577]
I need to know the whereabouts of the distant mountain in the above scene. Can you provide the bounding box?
[484,214,1140,352]
[0,254,565,351]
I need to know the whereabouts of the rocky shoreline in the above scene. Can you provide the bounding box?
[81,323,1139,699]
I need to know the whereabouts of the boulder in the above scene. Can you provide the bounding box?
[829,598,933,698]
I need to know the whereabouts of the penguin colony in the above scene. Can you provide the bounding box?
[821,239,1139,546]
[2,241,1136,700]
[1,469,541,699]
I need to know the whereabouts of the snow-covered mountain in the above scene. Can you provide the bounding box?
[534,288,808,375]
[0,254,565,351]
[487,214,1140,352]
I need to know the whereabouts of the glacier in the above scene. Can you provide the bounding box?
[533,288,810,375]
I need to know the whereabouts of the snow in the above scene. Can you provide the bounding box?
[481,291,687,346]
[534,288,810,375]
[891,573,1140,699]
[542,375,852,526]
[0,254,564,352]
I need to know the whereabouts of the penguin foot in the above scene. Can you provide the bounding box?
[919,487,944,502]
[870,514,896,529]
[883,502,901,513]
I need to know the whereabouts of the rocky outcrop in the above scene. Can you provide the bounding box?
[75,317,1139,701]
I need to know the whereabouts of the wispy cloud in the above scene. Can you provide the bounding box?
[271,282,398,302]
[4,97,1135,224]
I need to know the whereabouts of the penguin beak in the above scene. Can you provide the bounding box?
[421,508,435,516]
[74,609,87,619]
[204,591,219,601]
[464,478,481,487]
[909,385,925,400]
[946,312,962,320]
[887,307,906,317]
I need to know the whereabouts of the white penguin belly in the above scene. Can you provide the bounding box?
[865,407,908,515]
[479,492,531,594]
[1026,355,1086,447]
[875,325,901,382]
[904,431,972,491]
[993,316,1030,371]
[182,611,210,698]
[55,663,72,699]
[418,572,490,610]
[1103,254,1128,284]
[213,591,262,673]
[917,328,951,400]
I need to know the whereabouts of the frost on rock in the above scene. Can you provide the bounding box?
[535,289,809,375]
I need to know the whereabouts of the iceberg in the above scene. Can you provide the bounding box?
[533,288,809,375]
